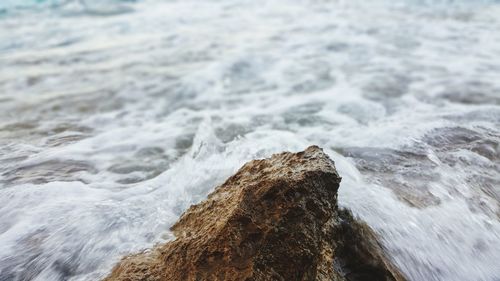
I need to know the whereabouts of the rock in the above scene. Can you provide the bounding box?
[104,146,407,281]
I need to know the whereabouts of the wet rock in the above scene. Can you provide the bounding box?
[104,146,406,281]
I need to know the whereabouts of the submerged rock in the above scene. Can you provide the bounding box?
[104,146,406,281]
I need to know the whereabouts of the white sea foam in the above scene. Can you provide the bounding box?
[0,0,499,280]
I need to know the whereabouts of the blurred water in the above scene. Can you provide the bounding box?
[0,0,499,280]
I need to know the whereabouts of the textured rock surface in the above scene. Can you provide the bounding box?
[104,146,407,281]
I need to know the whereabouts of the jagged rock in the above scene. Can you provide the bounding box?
[104,146,407,281]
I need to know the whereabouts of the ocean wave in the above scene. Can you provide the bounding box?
[1,0,500,280]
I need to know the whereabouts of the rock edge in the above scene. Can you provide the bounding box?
[104,146,406,281]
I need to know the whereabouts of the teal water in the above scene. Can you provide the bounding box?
[0,0,137,15]
[0,0,498,12]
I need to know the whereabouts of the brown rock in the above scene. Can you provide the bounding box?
[104,146,407,281]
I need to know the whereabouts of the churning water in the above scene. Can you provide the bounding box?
[0,0,499,280]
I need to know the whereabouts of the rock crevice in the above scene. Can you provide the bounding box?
[104,146,406,281]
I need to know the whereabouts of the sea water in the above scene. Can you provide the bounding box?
[0,0,499,280]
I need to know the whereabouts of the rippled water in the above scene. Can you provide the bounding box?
[1,0,499,280]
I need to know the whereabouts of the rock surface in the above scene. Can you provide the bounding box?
[104,146,407,281]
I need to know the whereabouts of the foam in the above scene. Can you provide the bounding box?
[1,0,499,280]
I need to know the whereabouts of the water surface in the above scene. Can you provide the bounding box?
[1,0,499,280]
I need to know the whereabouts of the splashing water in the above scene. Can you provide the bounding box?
[0,0,499,280]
